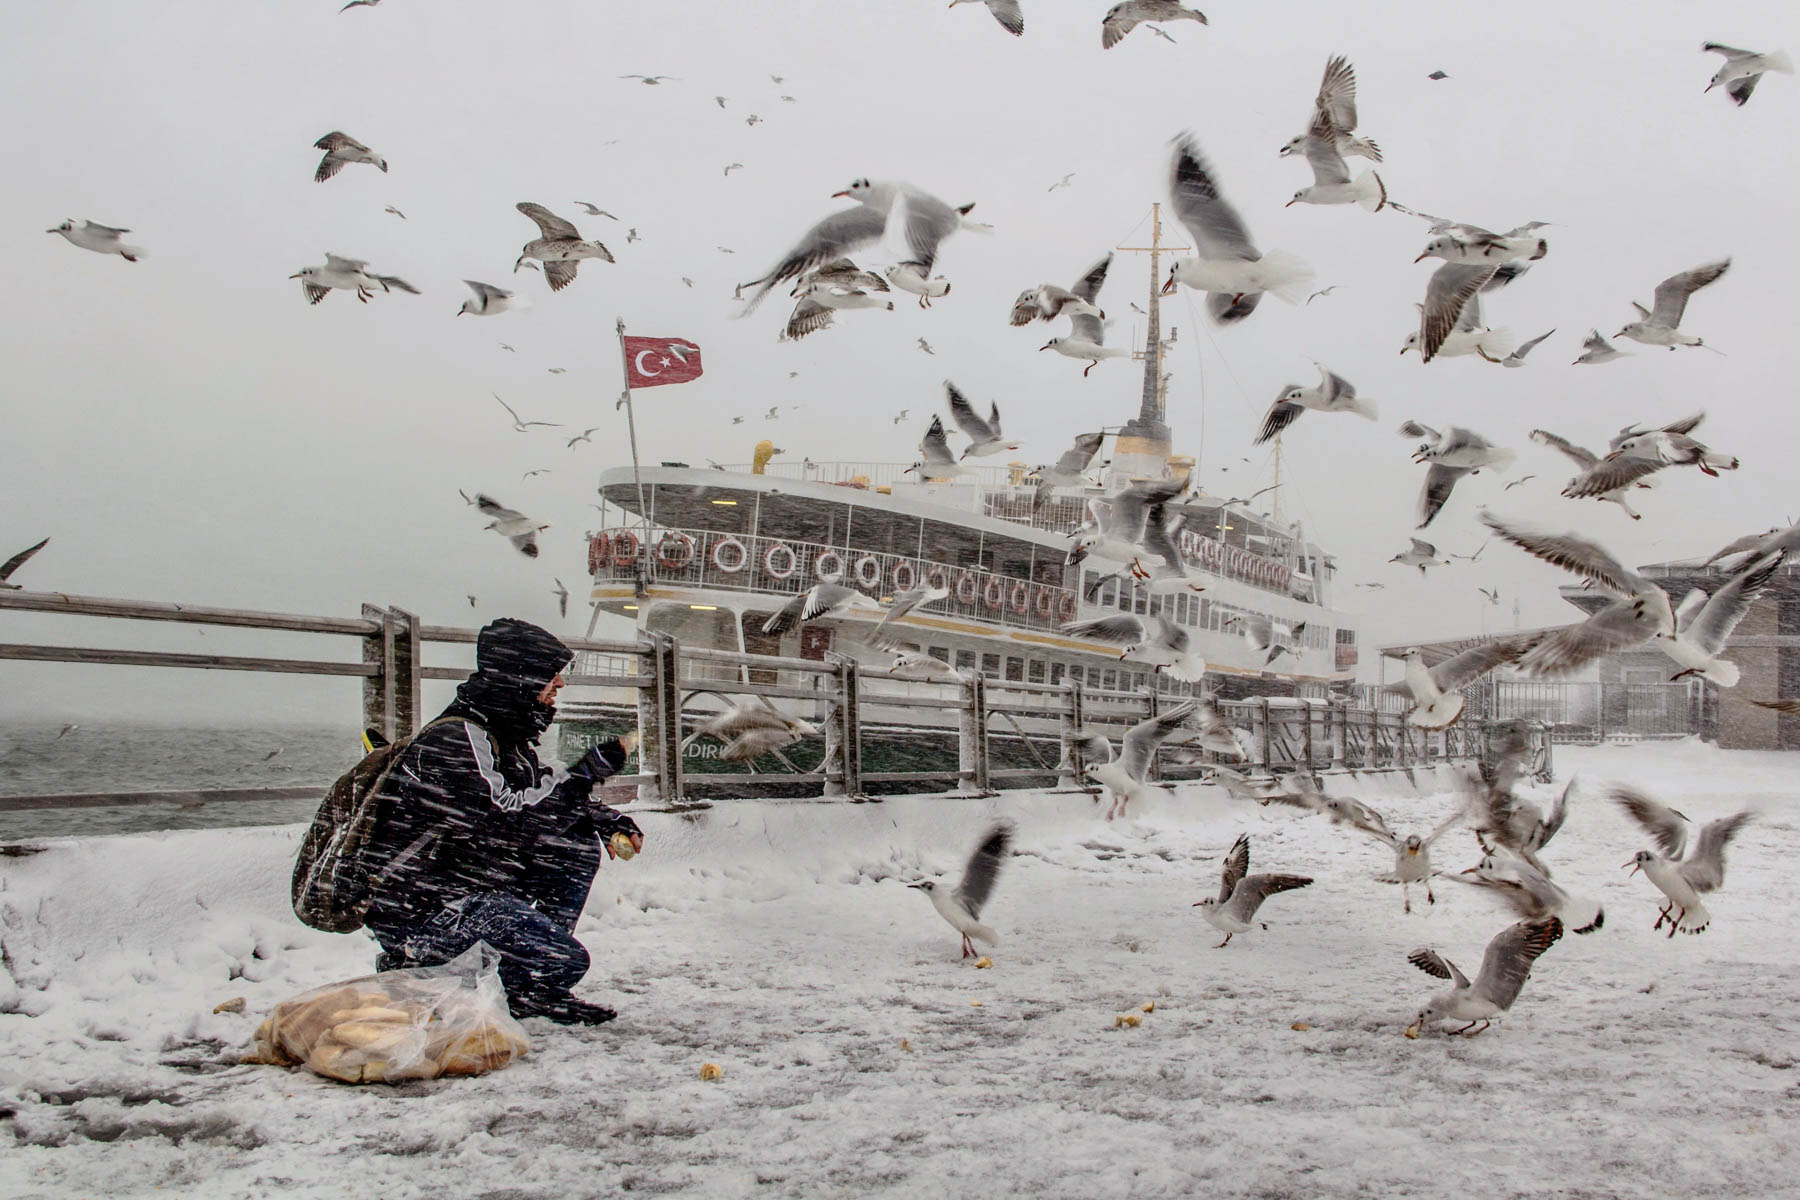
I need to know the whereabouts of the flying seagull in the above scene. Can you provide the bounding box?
[1616,260,1730,350]
[1702,42,1792,106]
[1388,634,1540,728]
[48,220,145,262]
[1075,701,1202,820]
[761,582,873,635]
[1102,1,1208,50]
[908,822,1015,958]
[1279,56,1382,164]
[515,202,615,291]
[1388,538,1448,575]
[493,393,560,431]
[1063,615,1205,683]
[1192,834,1311,948]
[472,494,548,558]
[1259,777,1461,913]
[945,381,1020,458]
[552,578,569,619]
[1447,846,1605,934]
[696,703,820,762]
[1404,918,1563,1038]
[289,254,417,305]
[1529,429,1652,519]
[1013,253,1110,327]
[458,279,524,317]
[1573,329,1628,365]
[1255,363,1377,444]
[0,538,49,590]
[1163,136,1313,324]
[1614,786,1753,937]
[572,202,618,219]
[947,0,1023,37]
[312,132,386,183]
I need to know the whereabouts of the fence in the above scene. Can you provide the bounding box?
[1,588,1503,813]
[1482,679,1707,744]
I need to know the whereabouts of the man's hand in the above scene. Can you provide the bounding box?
[599,810,643,860]
[604,830,646,860]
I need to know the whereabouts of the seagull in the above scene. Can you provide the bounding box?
[565,427,600,450]
[1502,329,1555,367]
[1012,254,1110,327]
[290,254,417,304]
[745,115,763,126]
[1478,511,1677,676]
[1255,363,1377,444]
[907,415,974,479]
[384,206,405,219]
[945,382,1020,458]
[792,258,889,295]
[1404,918,1563,1038]
[1062,615,1206,683]
[737,178,985,313]
[885,263,952,307]
[1220,613,1305,668]
[1427,70,1449,80]
[1280,56,1382,164]
[1164,137,1313,323]
[1048,173,1076,192]
[0,538,49,590]
[1401,262,1515,363]
[492,393,560,433]
[1561,414,1737,500]
[57,723,80,739]
[1030,431,1106,512]
[947,0,1023,37]
[1572,329,1628,365]
[696,703,821,762]
[765,406,780,420]
[1400,421,1514,528]
[1064,477,1186,574]
[1447,847,1605,934]
[908,822,1015,959]
[1076,701,1202,819]
[1614,787,1754,936]
[917,338,934,355]
[312,132,386,183]
[1402,208,1549,265]
[457,279,525,317]
[1102,1,1207,50]
[869,585,951,645]
[761,582,875,635]
[573,202,618,219]
[339,0,380,10]
[1529,429,1652,519]
[1616,260,1730,349]
[1192,835,1311,948]
[1702,43,1792,106]
[715,96,728,108]
[1656,551,1784,686]
[515,202,614,291]
[724,163,745,176]
[1502,476,1536,491]
[892,409,910,424]
[552,578,570,619]
[1477,586,1500,606]
[881,645,961,680]
[1285,106,1387,211]
[1462,766,1574,873]
[1388,538,1448,576]
[473,494,548,558]
[1266,780,1462,913]
[1306,286,1338,304]
[48,220,143,262]
[620,75,676,85]
[627,228,641,244]
[521,468,550,480]
[783,283,894,340]
[1389,634,1540,727]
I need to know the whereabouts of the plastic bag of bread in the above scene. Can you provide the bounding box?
[245,942,530,1084]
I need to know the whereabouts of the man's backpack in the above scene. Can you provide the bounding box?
[291,716,470,933]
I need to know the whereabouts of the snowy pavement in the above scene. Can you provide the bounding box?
[3,743,1798,1198]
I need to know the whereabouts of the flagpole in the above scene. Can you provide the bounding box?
[614,317,652,597]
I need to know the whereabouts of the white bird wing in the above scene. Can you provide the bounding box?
[1420,262,1498,361]
[1529,429,1598,469]
[313,131,369,153]
[1478,512,1649,599]
[1430,632,1539,691]
[1398,419,1440,443]
[1519,600,1661,677]
[1510,329,1556,360]
[464,279,511,303]
[1702,42,1755,61]
[1610,785,1690,858]
[1169,135,1260,262]
[1469,918,1563,1010]
[1313,54,1359,132]
[517,202,581,241]
[0,537,50,583]
[801,582,863,621]
[918,415,958,467]
[1226,873,1312,924]
[1687,551,1784,654]
[1067,254,1112,343]
[1408,537,1436,558]
[1216,834,1250,903]
[324,253,370,272]
[1074,733,1115,767]
[1407,947,1468,989]
[1119,700,1198,782]
[784,296,834,341]
[1301,111,1352,187]
[1679,811,1752,893]
[945,381,997,443]
[983,0,1025,36]
[953,821,1015,920]
[1562,454,1666,498]
[1052,431,1106,476]
[1417,463,1471,529]
[741,204,890,309]
[1650,260,1729,328]
[1061,614,1147,645]
[474,493,525,523]
[895,187,961,276]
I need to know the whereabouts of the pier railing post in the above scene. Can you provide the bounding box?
[1256,697,1273,774]
[1329,700,1347,769]
[360,603,396,744]
[1057,678,1086,790]
[387,606,421,738]
[957,671,991,796]
[636,632,683,805]
[1144,688,1163,782]
[822,651,863,799]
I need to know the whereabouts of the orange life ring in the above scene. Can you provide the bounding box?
[1058,593,1077,622]
[1008,580,1029,614]
[1034,586,1057,619]
[655,532,695,571]
[924,564,950,593]
[956,571,979,605]
[982,576,1005,610]
[814,550,845,582]
[764,542,797,579]
[712,537,748,573]
[588,533,609,575]
[611,530,639,567]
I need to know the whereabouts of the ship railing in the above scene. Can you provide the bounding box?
[587,525,1078,633]
[0,589,1504,817]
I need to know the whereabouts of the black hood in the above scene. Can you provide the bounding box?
[451,618,573,742]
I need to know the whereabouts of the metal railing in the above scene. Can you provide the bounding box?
[1,587,1500,814]
[1483,679,1707,744]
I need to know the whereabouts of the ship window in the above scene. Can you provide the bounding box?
[957,649,976,671]
[1027,659,1045,683]
[1049,662,1065,685]
[1132,589,1148,615]
[1004,656,1024,682]
[981,653,1000,679]
[928,646,950,663]
[1100,670,1117,690]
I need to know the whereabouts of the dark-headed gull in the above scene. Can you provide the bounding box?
[945,382,1019,458]
[1462,767,1573,874]
[1255,363,1376,444]
[1164,136,1313,323]
[1658,551,1783,686]
[1572,329,1628,365]
[1403,918,1563,1037]
[1077,701,1200,819]
[1220,613,1305,668]
[909,821,1015,958]
[761,582,875,635]
[458,280,525,317]
[948,0,1022,36]
[1192,834,1311,948]
[1388,538,1448,575]
[1011,254,1109,326]
[1062,615,1205,683]
[1702,43,1792,105]
[1030,431,1106,512]
[791,258,888,296]
[1102,1,1207,50]
[1401,421,1514,528]
[1065,477,1186,574]
[1502,329,1555,367]
[1617,260,1730,350]
[1561,413,1737,499]
[312,132,386,183]
[907,415,973,479]
[1286,106,1386,212]
[0,538,49,590]
[515,203,614,291]
[49,219,143,262]
[290,254,417,305]
[1280,56,1381,163]
[492,393,559,432]
[1388,635,1539,727]
[473,494,548,558]
[1263,777,1461,912]
[1614,787,1753,936]
[1529,428,1652,519]
[1401,262,1515,363]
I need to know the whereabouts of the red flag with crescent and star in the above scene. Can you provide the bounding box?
[623,336,703,389]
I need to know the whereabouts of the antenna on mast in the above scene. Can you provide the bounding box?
[1111,203,1190,488]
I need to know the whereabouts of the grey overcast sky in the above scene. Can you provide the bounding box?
[2,0,1796,722]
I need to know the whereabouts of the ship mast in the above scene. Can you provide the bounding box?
[1109,203,1189,488]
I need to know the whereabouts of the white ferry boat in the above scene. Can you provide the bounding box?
[578,207,1360,720]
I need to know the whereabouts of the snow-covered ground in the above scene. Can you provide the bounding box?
[3,743,1797,1199]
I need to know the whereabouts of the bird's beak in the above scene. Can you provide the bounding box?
[1413,251,1430,264]
[1622,859,1640,874]
[46,228,59,234]
[1403,1021,1421,1039]
[1399,346,1409,355]
[1039,343,1052,351]
[1285,197,1298,208]
[1406,846,1418,856]
[288,272,302,279]
[1160,276,1176,296]
[831,190,850,198]
[455,310,465,317]
[905,881,927,889]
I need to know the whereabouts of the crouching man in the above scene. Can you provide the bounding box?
[364,618,642,1025]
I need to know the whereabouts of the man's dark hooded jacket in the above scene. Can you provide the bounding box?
[365,618,633,929]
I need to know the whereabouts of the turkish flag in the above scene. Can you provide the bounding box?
[623,336,703,389]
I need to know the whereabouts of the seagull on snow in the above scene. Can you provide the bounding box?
[909,822,1015,958]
